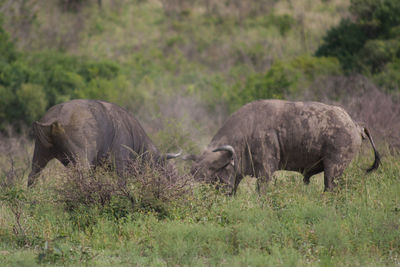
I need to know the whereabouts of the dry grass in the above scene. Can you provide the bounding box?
[55,155,194,215]
[1,0,91,51]
[0,128,31,187]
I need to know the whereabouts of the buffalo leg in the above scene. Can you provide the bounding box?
[303,162,324,185]
[323,159,346,192]
[114,148,131,177]
[28,143,54,187]
[256,174,272,195]
[232,175,243,195]
[256,177,267,195]
[255,165,274,195]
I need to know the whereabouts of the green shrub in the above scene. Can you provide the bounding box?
[0,17,18,64]
[16,84,48,126]
[315,19,368,71]
[236,61,294,101]
[246,14,296,36]
[0,61,34,89]
[44,66,85,105]
[350,0,400,38]
[73,76,124,104]
[25,52,122,107]
[290,55,342,80]
[373,60,400,91]
[193,74,232,113]
[316,0,400,78]
[229,55,341,111]
[359,39,400,73]
[0,61,42,128]
[0,85,15,127]
[152,118,199,155]
[0,37,131,130]
[78,61,120,81]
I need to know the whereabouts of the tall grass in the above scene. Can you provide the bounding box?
[0,135,399,266]
[1,0,399,265]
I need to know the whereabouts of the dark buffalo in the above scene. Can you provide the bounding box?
[186,100,380,194]
[28,99,180,187]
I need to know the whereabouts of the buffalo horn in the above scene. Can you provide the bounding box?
[212,145,235,157]
[165,149,182,160]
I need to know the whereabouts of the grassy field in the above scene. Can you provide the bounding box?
[0,138,399,266]
[1,0,400,266]
[0,0,352,146]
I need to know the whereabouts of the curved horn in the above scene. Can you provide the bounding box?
[213,145,238,195]
[165,149,182,160]
[212,145,235,157]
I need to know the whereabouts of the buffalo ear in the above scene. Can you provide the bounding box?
[212,145,237,169]
[182,154,198,161]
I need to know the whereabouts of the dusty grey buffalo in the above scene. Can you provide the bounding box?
[28,99,180,187]
[186,100,380,194]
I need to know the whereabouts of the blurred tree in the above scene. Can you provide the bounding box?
[0,16,18,64]
[316,0,400,81]
[60,0,102,12]
[0,19,130,130]
[229,56,341,111]
[16,83,48,125]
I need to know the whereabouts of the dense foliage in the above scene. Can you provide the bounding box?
[0,0,349,133]
[229,55,342,111]
[2,0,399,133]
[1,0,400,265]
[0,139,399,265]
[0,26,131,129]
[316,0,400,91]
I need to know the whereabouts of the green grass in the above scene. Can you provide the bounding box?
[1,148,399,266]
[1,0,399,265]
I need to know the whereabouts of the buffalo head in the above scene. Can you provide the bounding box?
[185,145,237,193]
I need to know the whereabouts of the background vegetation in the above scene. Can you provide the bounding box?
[0,0,399,265]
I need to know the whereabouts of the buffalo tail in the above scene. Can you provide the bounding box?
[364,127,381,172]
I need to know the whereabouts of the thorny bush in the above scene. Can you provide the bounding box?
[56,155,194,220]
[0,131,32,242]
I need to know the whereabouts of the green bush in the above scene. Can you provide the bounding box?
[0,17,134,130]
[359,39,400,73]
[73,76,127,104]
[350,0,400,38]
[16,84,48,126]
[24,52,123,107]
[237,62,294,101]
[316,0,400,81]
[0,61,34,90]
[152,118,199,155]
[0,17,18,64]
[373,60,400,91]
[0,28,131,130]
[315,19,368,71]
[78,61,120,81]
[44,65,86,105]
[0,85,15,126]
[229,55,341,111]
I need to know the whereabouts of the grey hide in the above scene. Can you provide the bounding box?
[28,99,180,187]
[189,100,380,194]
